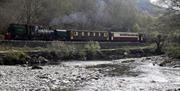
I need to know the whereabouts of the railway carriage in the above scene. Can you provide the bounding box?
[68,30,109,41]
[110,32,144,42]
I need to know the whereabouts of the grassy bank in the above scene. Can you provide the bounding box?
[165,43,180,59]
[0,41,157,65]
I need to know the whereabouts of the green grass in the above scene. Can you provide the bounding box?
[0,42,161,65]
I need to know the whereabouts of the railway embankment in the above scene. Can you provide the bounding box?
[0,47,179,68]
[0,42,154,65]
[0,41,179,67]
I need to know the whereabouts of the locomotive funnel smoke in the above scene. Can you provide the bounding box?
[51,12,88,25]
[50,0,107,25]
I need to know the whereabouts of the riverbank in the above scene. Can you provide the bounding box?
[0,41,179,67]
[0,56,179,91]
[0,46,156,65]
[0,48,179,67]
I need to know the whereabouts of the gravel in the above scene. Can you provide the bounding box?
[0,56,180,91]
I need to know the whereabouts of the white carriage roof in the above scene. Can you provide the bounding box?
[56,29,67,32]
[112,32,139,34]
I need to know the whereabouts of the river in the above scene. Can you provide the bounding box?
[62,57,180,91]
[0,56,179,91]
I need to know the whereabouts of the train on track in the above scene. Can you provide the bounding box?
[4,24,145,42]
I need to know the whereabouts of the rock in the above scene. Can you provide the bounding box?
[151,80,156,83]
[21,64,28,67]
[54,72,59,74]
[159,63,164,67]
[166,88,180,91]
[173,65,180,68]
[62,79,70,84]
[63,74,67,77]
[31,65,43,70]
[38,56,49,64]
[77,76,81,78]
[121,60,135,63]
[0,71,5,77]
[0,57,4,65]
[72,75,76,77]
[37,74,51,79]
[81,77,85,80]
[93,77,99,80]
[98,69,102,73]
[146,57,151,60]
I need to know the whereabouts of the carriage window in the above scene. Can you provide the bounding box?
[73,32,76,36]
[99,33,101,36]
[104,33,108,37]
[75,32,78,36]
[93,33,96,36]
[88,32,90,36]
[120,34,124,36]
[82,32,85,36]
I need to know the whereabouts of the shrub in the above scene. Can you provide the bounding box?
[100,49,126,60]
[166,44,180,59]
[75,50,87,60]
[47,41,101,60]
[142,47,155,56]
[3,51,28,65]
[47,42,66,51]
[84,41,101,59]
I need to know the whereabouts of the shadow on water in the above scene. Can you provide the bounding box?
[86,64,142,77]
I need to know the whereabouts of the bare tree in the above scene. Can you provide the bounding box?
[154,34,166,54]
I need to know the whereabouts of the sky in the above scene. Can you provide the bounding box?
[150,0,158,3]
[150,0,170,8]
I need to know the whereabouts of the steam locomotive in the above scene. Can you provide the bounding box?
[4,24,145,42]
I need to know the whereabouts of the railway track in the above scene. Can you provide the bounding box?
[0,40,147,49]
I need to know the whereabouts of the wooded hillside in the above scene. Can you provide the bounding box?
[0,0,158,32]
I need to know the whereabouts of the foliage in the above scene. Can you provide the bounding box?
[165,44,180,58]
[48,41,101,60]
[0,0,149,32]
[153,34,166,54]
[84,41,101,59]
[167,29,180,43]
[158,0,180,9]
[132,23,141,32]
[48,42,75,59]
[3,51,27,65]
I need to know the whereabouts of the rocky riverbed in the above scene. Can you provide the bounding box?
[0,56,180,91]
